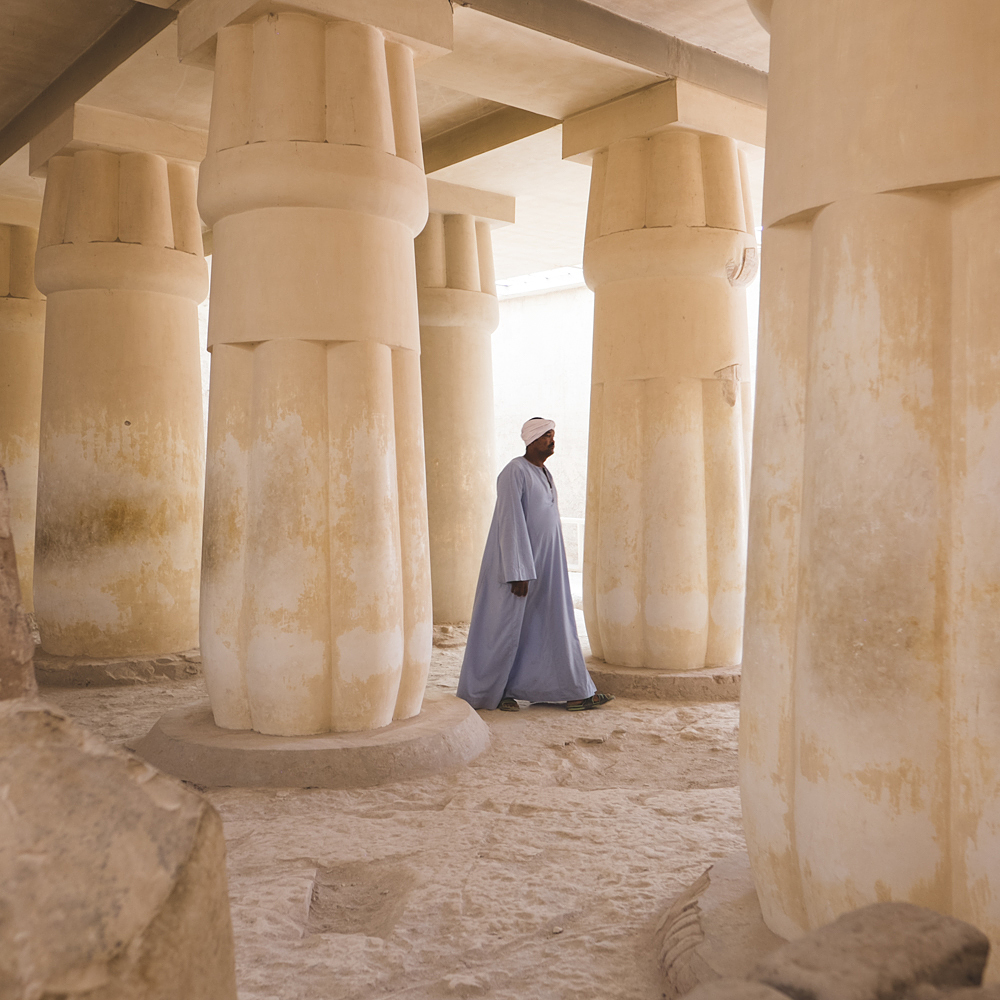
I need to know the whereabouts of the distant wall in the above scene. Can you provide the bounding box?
[491,283,594,520]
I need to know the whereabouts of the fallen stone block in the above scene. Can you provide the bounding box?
[0,699,237,999]
[749,901,989,1000]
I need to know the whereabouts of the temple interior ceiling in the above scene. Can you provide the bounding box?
[0,0,769,277]
[0,0,133,127]
[593,0,769,71]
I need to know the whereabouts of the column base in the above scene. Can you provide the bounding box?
[585,657,740,701]
[656,850,785,998]
[433,623,470,647]
[35,648,202,687]
[127,692,490,789]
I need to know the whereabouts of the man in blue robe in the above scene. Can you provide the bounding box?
[457,417,614,712]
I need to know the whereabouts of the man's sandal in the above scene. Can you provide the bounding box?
[499,697,520,712]
[566,692,615,711]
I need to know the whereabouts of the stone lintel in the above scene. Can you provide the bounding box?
[29,105,208,177]
[128,691,491,789]
[586,657,740,702]
[0,197,42,229]
[424,107,559,174]
[427,178,515,227]
[563,79,766,163]
[178,0,453,69]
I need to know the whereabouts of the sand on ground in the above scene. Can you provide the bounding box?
[44,639,743,1000]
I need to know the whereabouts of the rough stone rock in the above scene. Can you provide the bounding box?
[657,851,785,997]
[685,979,791,1000]
[0,468,35,700]
[749,902,989,1000]
[0,699,237,999]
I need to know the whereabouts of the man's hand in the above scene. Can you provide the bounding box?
[510,580,529,598]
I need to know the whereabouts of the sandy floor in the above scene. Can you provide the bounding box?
[44,643,743,1000]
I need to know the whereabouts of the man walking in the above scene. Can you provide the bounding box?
[457,417,613,712]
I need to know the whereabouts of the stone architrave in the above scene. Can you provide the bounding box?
[0,224,44,613]
[198,9,438,735]
[0,700,237,998]
[739,0,1000,954]
[416,183,511,624]
[32,150,207,659]
[581,127,757,672]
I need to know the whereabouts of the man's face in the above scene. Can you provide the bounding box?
[531,430,555,458]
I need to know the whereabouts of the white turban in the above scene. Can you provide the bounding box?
[521,417,555,445]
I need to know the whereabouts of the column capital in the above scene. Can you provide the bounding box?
[35,149,208,298]
[178,0,452,69]
[562,78,765,163]
[29,105,208,177]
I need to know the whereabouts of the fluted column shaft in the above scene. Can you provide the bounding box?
[741,0,1000,952]
[33,151,207,657]
[583,128,757,672]
[199,13,432,736]
[0,225,44,613]
[416,212,499,623]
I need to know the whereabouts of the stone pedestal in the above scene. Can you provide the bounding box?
[0,225,44,613]
[129,690,490,789]
[32,150,207,659]
[416,208,500,624]
[740,0,1000,957]
[198,11,434,736]
[586,658,739,702]
[582,128,757,672]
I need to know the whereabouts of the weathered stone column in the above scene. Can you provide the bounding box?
[0,467,36,700]
[741,0,1000,953]
[32,150,207,658]
[198,11,434,735]
[0,225,44,613]
[416,182,511,624]
[581,128,757,672]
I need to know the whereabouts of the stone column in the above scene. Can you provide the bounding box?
[416,207,500,624]
[33,151,207,658]
[582,128,757,672]
[0,467,36,700]
[741,0,1000,952]
[0,224,44,613]
[198,11,433,735]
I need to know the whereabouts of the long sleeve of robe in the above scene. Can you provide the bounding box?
[457,457,595,710]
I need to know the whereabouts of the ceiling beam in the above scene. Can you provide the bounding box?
[455,0,767,107]
[423,107,559,174]
[0,4,177,168]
